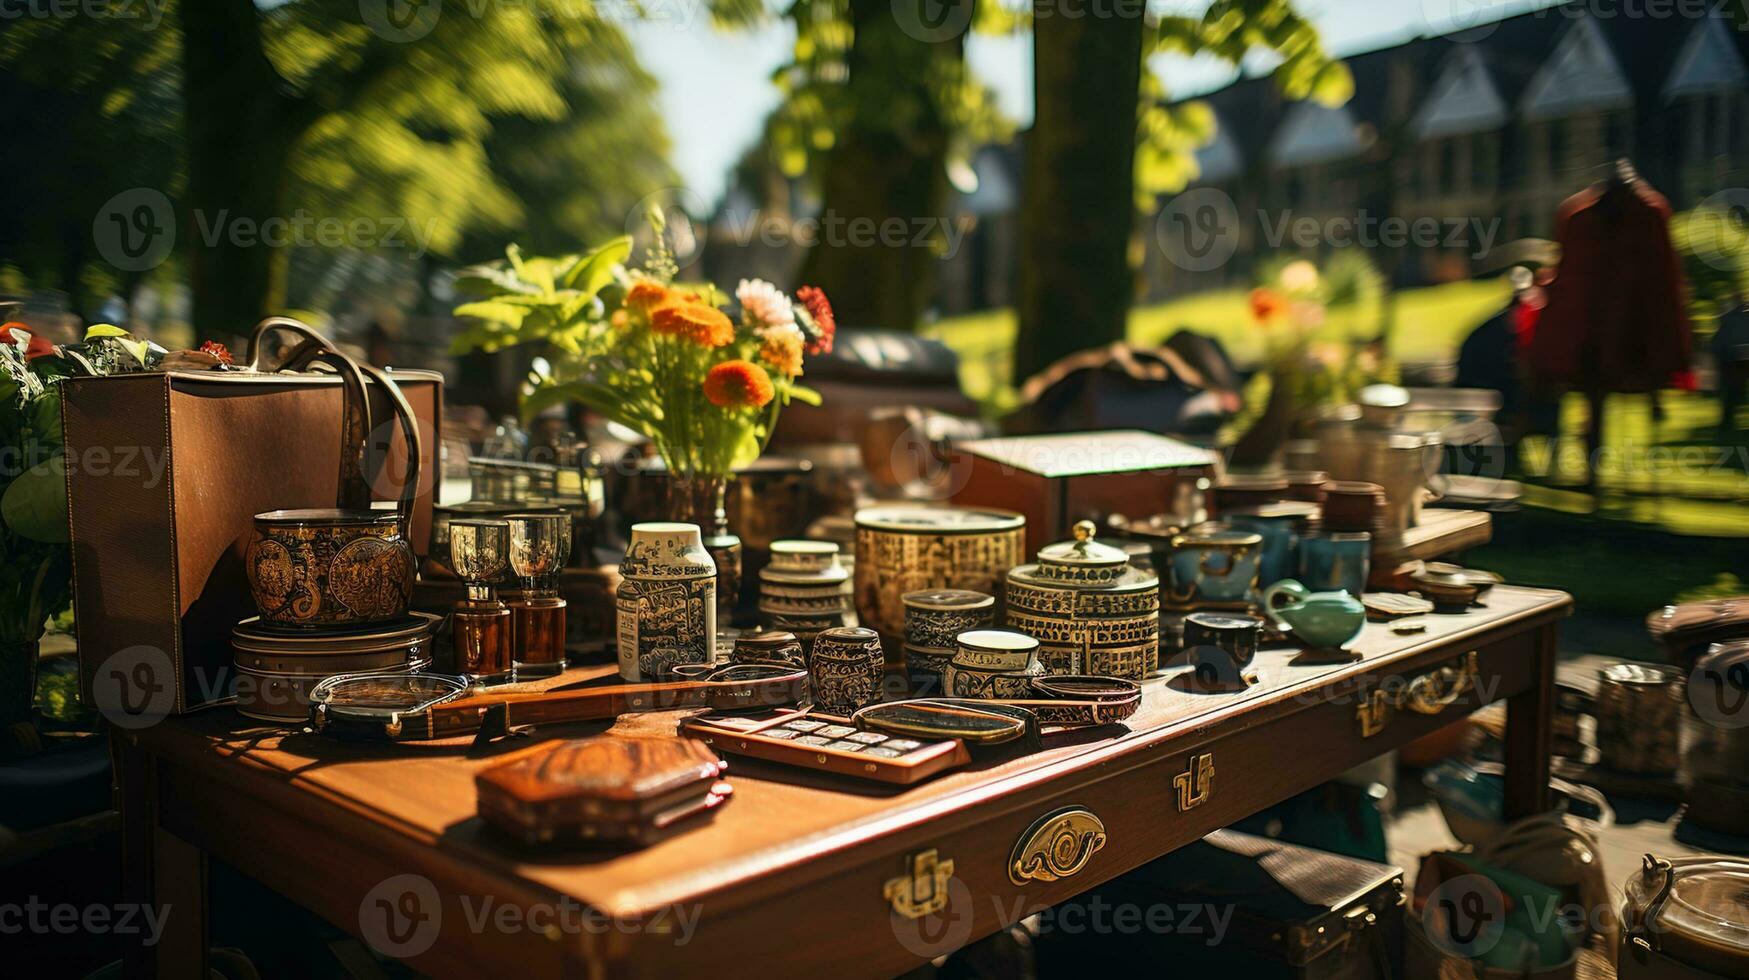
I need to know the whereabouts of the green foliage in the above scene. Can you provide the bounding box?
[449,238,633,355]
[1671,205,1749,323]
[1142,0,1350,201]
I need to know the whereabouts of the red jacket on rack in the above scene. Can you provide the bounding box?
[1530,179,1691,392]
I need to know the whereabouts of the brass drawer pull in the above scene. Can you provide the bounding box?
[1358,651,1480,737]
[1010,806,1107,885]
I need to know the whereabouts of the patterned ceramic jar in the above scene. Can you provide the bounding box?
[615,522,717,681]
[945,630,1044,699]
[853,506,1026,643]
[902,589,996,650]
[1005,522,1160,681]
[731,630,806,670]
[903,644,955,696]
[809,626,886,716]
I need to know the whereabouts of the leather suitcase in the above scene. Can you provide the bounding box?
[63,360,442,714]
[1034,828,1404,979]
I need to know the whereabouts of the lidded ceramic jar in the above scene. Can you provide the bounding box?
[809,626,886,716]
[615,522,717,681]
[1005,521,1160,681]
[902,588,995,695]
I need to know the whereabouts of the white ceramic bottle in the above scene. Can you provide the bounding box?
[615,522,718,681]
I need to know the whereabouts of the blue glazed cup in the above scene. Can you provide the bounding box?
[1167,526,1262,605]
[1227,512,1303,589]
[1299,532,1371,596]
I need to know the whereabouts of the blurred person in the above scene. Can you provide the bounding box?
[1715,290,1749,432]
[1456,266,1553,473]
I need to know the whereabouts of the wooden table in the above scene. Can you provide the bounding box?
[119,585,1569,979]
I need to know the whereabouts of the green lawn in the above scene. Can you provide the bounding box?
[924,278,1512,411]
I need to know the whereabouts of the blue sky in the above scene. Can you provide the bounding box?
[626,0,1563,205]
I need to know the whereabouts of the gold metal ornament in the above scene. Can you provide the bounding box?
[1009,806,1107,885]
[1174,752,1214,811]
[884,849,956,920]
[1356,650,1480,737]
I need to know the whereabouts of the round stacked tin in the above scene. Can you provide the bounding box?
[1005,521,1160,681]
[757,540,854,649]
[232,612,439,723]
[943,629,1044,699]
[902,588,995,694]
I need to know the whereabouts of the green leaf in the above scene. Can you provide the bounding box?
[560,235,632,295]
[786,383,823,406]
[83,324,130,339]
[452,300,532,327]
[31,389,61,446]
[2,455,68,544]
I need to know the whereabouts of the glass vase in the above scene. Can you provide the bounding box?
[664,474,741,629]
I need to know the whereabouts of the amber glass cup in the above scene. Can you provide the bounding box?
[507,513,571,677]
[450,518,512,676]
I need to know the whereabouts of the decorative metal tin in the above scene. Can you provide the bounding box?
[1004,521,1160,681]
[903,644,954,696]
[616,522,717,681]
[246,509,416,627]
[902,589,995,650]
[809,626,886,715]
[1165,523,1262,609]
[230,612,438,723]
[853,505,1026,642]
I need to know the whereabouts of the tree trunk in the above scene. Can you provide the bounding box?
[794,0,962,333]
[1014,5,1145,383]
[179,0,301,344]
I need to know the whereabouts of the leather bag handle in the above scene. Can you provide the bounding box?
[357,363,422,540]
[247,317,373,511]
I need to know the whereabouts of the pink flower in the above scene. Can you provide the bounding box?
[735,278,795,334]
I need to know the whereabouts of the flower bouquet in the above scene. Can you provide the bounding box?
[451,211,830,530]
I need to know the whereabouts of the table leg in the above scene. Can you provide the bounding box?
[116,732,210,980]
[1502,624,1557,819]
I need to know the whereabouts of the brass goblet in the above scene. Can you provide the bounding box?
[507,513,571,596]
[450,518,510,601]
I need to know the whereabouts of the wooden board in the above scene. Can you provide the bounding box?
[133,586,1570,980]
[1372,508,1493,565]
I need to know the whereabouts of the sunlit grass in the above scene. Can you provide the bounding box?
[925,278,1512,412]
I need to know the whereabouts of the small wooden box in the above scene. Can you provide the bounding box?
[951,430,1218,554]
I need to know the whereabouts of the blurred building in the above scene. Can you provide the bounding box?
[702,2,1749,316]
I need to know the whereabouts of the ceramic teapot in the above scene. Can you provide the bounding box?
[1261,579,1365,650]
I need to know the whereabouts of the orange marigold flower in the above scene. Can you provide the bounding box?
[652,303,735,347]
[610,308,631,331]
[703,359,775,408]
[625,281,669,317]
[759,331,804,377]
[1249,288,1285,323]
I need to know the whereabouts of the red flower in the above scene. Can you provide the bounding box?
[0,321,26,344]
[199,340,234,365]
[1249,288,1284,323]
[795,285,834,355]
[22,334,56,361]
[702,359,775,408]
